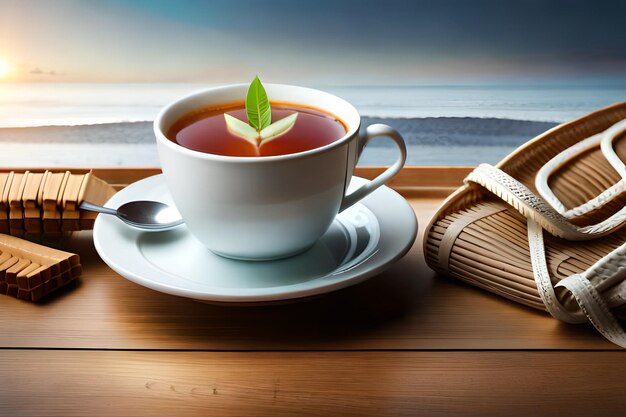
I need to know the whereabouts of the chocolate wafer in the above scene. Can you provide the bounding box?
[0,172,10,234]
[42,171,69,233]
[0,234,82,301]
[61,172,84,232]
[0,170,116,237]
[23,172,45,233]
[8,172,27,237]
[77,172,117,229]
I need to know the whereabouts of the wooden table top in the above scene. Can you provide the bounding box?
[1,167,624,417]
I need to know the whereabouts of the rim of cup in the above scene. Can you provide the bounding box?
[154,83,362,164]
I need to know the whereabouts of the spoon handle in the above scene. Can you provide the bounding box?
[79,201,118,216]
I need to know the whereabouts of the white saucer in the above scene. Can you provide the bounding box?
[93,175,417,304]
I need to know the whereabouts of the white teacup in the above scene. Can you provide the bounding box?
[154,84,406,260]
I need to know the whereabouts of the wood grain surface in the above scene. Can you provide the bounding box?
[1,350,625,417]
[0,167,624,416]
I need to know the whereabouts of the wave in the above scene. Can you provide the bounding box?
[360,117,556,146]
[0,117,557,148]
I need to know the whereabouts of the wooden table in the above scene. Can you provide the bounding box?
[1,167,624,416]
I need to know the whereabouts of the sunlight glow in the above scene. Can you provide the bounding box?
[0,60,9,79]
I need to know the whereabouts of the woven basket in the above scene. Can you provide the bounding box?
[424,102,626,347]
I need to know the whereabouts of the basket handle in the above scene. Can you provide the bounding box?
[465,164,626,240]
[557,268,626,348]
[535,120,626,218]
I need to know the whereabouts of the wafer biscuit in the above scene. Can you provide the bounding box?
[0,170,116,236]
[0,234,82,301]
[23,172,45,233]
[8,172,27,236]
[0,173,10,234]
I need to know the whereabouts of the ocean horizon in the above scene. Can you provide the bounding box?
[0,81,624,166]
[2,81,626,128]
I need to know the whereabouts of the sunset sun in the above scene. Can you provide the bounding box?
[0,60,9,79]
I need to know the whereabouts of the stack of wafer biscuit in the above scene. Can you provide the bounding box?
[0,170,116,301]
[0,234,82,301]
[0,170,116,237]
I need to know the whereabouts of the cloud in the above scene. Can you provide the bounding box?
[29,66,65,76]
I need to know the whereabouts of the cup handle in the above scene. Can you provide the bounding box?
[339,124,407,212]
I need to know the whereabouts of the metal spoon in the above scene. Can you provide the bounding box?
[79,200,184,231]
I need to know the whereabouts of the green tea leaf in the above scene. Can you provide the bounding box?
[224,113,258,144]
[246,76,271,131]
[260,113,298,142]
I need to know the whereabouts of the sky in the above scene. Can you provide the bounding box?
[1,0,625,84]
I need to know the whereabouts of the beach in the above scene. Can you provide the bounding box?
[0,117,556,167]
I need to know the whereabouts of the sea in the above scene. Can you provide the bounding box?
[1,81,625,166]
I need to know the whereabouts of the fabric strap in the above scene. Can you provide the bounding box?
[465,161,626,347]
[535,120,626,218]
[526,219,585,324]
[558,272,626,347]
[438,203,506,271]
